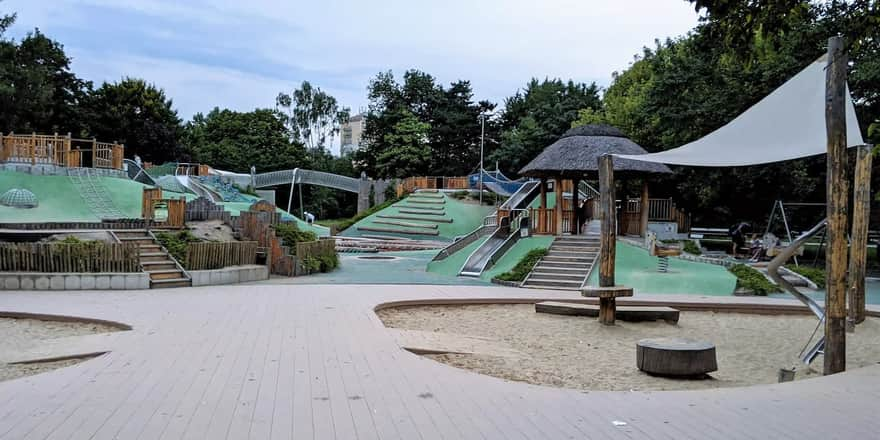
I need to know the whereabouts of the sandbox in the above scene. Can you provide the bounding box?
[378,304,880,391]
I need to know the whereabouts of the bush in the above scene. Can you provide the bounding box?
[683,240,701,255]
[301,252,339,274]
[275,222,318,247]
[495,248,548,282]
[451,190,469,200]
[155,230,201,265]
[785,264,826,288]
[728,263,781,295]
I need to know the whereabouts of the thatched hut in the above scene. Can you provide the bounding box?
[519,124,671,235]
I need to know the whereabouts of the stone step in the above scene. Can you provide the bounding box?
[119,237,156,245]
[533,264,590,272]
[521,278,583,288]
[529,272,584,281]
[550,245,599,251]
[541,255,593,263]
[520,282,580,291]
[150,278,192,289]
[546,250,597,258]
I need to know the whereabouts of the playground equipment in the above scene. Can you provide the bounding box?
[765,200,826,266]
[458,181,542,277]
[646,231,681,272]
[68,167,124,219]
[0,188,38,208]
[766,219,827,364]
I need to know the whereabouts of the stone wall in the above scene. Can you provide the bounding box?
[0,272,150,290]
[188,265,269,286]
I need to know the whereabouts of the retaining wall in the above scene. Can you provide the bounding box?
[0,272,150,290]
[189,265,269,287]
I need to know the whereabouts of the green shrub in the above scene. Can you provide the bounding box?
[729,263,781,295]
[785,264,826,288]
[155,230,201,266]
[683,240,701,255]
[275,222,318,247]
[317,252,339,272]
[495,248,548,282]
[451,190,469,200]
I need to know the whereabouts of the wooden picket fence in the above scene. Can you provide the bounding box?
[185,241,258,270]
[0,242,140,273]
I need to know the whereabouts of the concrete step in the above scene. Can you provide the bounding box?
[137,244,162,252]
[521,278,583,288]
[141,261,178,271]
[546,250,597,258]
[140,252,172,262]
[530,272,584,281]
[113,230,149,237]
[521,282,580,291]
[550,245,599,251]
[119,237,156,245]
[541,255,593,263]
[150,278,192,289]
[532,265,590,273]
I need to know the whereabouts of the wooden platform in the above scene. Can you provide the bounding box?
[535,301,680,322]
[0,286,878,439]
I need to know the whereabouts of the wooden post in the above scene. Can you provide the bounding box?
[848,145,872,326]
[555,177,564,235]
[540,178,547,209]
[640,181,649,237]
[824,36,848,375]
[571,179,580,235]
[598,155,618,325]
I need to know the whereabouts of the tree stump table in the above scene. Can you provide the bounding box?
[581,286,633,325]
[636,338,717,377]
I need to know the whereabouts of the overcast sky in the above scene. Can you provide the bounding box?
[5,0,700,153]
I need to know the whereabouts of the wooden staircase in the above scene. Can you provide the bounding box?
[112,230,192,289]
[521,223,600,291]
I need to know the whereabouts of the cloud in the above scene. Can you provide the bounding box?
[5,0,700,127]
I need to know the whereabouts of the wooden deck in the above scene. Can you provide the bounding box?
[0,285,878,439]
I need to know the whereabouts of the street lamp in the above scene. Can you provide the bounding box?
[478,112,490,206]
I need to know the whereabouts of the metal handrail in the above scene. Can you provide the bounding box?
[766,219,827,320]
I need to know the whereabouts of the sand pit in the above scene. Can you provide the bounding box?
[0,317,121,382]
[378,304,880,391]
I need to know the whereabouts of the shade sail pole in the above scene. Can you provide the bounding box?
[824,35,848,376]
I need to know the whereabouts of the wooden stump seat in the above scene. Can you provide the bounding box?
[581,286,633,325]
[636,337,717,377]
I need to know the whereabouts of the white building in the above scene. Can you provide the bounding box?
[340,113,366,156]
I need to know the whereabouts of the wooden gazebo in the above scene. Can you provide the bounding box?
[519,124,671,235]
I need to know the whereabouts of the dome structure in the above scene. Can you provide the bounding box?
[0,188,39,208]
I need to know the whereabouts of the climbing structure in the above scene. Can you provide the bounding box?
[68,167,124,219]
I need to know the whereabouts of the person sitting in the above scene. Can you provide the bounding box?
[729,222,751,256]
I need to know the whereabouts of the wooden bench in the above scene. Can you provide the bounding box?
[535,302,679,323]
[688,227,728,241]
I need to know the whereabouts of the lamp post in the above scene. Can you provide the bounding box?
[478,112,488,206]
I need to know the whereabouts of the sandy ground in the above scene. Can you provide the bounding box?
[0,318,119,382]
[378,305,880,391]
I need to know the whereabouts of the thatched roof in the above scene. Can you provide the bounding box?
[519,124,672,178]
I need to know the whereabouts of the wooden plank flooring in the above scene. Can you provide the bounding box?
[0,285,878,439]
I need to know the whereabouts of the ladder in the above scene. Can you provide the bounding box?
[68,167,124,219]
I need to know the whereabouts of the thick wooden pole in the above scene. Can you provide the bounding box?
[640,181,650,237]
[598,156,616,287]
[824,36,848,375]
[572,179,580,234]
[848,145,872,326]
[540,178,547,209]
[555,177,564,235]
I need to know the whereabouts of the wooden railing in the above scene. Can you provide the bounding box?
[397,176,469,196]
[622,198,691,234]
[0,133,124,170]
[185,241,258,270]
[529,208,575,235]
[0,242,140,272]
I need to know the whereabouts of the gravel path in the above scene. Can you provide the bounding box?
[378,304,880,391]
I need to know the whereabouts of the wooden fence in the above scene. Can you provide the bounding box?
[396,176,470,196]
[185,241,258,270]
[185,197,232,222]
[623,198,691,234]
[0,242,140,273]
[294,239,337,276]
[0,133,124,170]
[141,188,186,228]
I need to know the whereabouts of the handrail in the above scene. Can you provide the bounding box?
[766,219,826,320]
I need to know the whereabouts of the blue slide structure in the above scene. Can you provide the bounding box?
[468,170,528,196]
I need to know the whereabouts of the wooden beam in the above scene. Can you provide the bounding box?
[598,155,616,288]
[555,177,564,235]
[640,181,650,237]
[848,145,872,326]
[571,179,580,234]
[540,178,547,209]
[824,35,848,375]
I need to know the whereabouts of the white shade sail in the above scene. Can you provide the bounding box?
[615,59,866,167]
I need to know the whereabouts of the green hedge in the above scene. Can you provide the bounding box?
[785,264,826,288]
[683,240,701,255]
[495,248,548,282]
[275,222,318,247]
[729,263,781,295]
[155,230,201,266]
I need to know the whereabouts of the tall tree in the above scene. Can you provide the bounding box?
[183,107,306,173]
[376,109,431,178]
[83,78,182,163]
[0,24,91,134]
[490,78,601,175]
[276,81,350,151]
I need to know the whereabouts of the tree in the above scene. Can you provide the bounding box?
[376,109,431,178]
[183,108,306,173]
[83,78,182,163]
[490,78,601,175]
[0,25,91,134]
[276,81,350,150]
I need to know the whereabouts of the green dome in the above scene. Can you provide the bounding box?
[0,188,39,208]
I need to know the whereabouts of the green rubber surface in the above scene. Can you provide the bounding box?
[426,236,491,277]
[585,241,737,295]
[341,193,494,241]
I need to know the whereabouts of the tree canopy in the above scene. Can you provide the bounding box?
[276,81,350,151]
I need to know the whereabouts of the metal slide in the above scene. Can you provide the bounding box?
[176,176,224,202]
[766,218,827,364]
[459,181,542,277]
[123,158,157,186]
